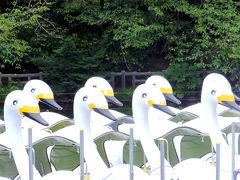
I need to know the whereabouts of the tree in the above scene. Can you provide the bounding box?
[0,0,239,96]
[55,0,239,95]
[163,0,240,97]
[0,1,62,72]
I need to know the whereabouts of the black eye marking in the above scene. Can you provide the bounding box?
[211,90,216,95]
[83,96,88,101]
[13,100,18,105]
[93,85,97,88]
[142,93,147,98]
[31,88,36,93]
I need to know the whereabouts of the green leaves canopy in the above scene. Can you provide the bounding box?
[0,0,239,95]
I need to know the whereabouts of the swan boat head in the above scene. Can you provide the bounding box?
[73,87,123,178]
[4,90,49,127]
[133,83,176,119]
[174,74,240,180]
[132,83,176,143]
[74,86,117,128]
[23,79,62,110]
[200,73,240,156]
[132,84,179,178]
[4,90,49,180]
[201,73,240,113]
[145,75,181,105]
[84,76,123,106]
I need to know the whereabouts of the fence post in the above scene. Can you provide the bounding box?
[28,75,31,81]
[8,76,12,85]
[39,72,43,80]
[110,74,115,89]
[132,71,136,88]
[121,71,126,89]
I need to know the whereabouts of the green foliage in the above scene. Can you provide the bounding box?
[115,88,134,101]
[57,0,239,95]
[164,63,202,99]
[0,85,20,101]
[0,11,30,70]
[0,1,65,72]
[37,36,103,92]
[58,0,166,71]
[164,0,240,96]
[0,2,51,71]
[0,71,22,113]
[0,0,239,98]
[114,88,134,115]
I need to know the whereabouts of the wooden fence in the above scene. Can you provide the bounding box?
[0,72,44,86]
[0,71,154,89]
[108,71,153,89]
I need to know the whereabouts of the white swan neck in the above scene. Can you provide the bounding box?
[201,98,232,171]
[201,101,228,148]
[74,105,109,177]
[4,113,41,180]
[133,102,171,170]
